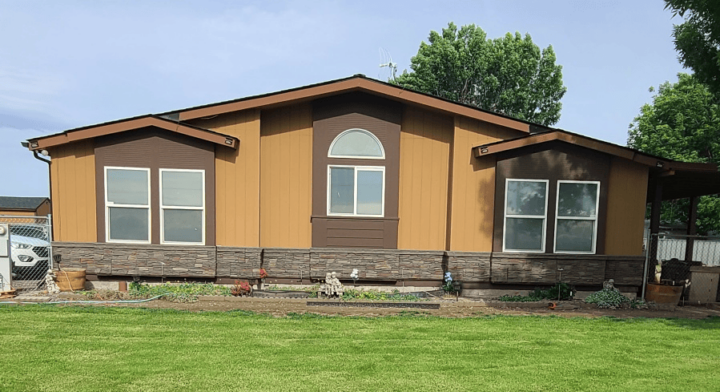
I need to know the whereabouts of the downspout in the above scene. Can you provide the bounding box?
[23,142,53,238]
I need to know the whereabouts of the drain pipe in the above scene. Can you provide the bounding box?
[24,142,53,238]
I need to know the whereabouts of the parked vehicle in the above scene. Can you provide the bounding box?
[10,225,50,280]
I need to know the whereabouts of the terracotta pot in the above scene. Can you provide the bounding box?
[55,268,86,292]
[645,283,683,305]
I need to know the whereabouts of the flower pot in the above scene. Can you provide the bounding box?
[55,268,86,292]
[645,283,683,305]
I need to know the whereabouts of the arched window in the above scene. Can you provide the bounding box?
[328,129,385,159]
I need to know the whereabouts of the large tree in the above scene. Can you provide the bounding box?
[394,23,566,126]
[666,0,720,96]
[628,73,720,234]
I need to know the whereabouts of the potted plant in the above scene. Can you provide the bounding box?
[258,268,268,290]
[442,272,457,294]
[645,260,684,305]
[231,280,252,297]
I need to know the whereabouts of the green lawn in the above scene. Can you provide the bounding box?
[0,306,718,391]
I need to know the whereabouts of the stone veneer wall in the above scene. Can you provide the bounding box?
[52,242,645,287]
[52,242,216,277]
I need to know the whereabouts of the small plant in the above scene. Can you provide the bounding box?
[259,268,269,279]
[497,282,575,302]
[341,289,424,302]
[584,288,630,308]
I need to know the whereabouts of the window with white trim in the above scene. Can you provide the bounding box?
[328,129,385,159]
[105,167,151,243]
[554,181,600,253]
[503,179,548,252]
[327,166,385,217]
[160,169,205,245]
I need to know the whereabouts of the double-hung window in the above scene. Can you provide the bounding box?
[327,165,385,217]
[327,128,386,217]
[160,169,205,245]
[503,179,549,252]
[105,167,151,243]
[554,181,600,253]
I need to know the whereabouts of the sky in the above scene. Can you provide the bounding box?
[0,0,686,197]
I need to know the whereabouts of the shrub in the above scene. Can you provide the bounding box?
[498,282,574,302]
[584,288,630,308]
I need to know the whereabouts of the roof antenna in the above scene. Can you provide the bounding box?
[379,47,397,82]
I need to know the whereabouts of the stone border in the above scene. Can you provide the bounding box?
[307,301,440,309]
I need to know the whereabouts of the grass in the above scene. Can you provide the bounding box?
[0,306,718,391]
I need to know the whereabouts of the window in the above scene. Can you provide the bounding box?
[503,179,549,252]
[160,169,205,245]
[327,166,385,217]
[105,167,150,243]
[328,129,385,159]
[554,181,600,253]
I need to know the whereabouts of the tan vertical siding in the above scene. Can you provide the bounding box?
[260,104,313,248]
[0,210,36,217]
[448,117,523,252]
[604,157,649,256]
[192,110,261,247]
[397,107,453,250]
[50,141,97,242]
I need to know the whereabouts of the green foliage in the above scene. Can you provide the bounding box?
[394,22,566,126]
[128,282,231,303]
[1,306,719,391]
[628,73,720,233]
[498,282,574,302]
[584,288,631,308]
[341,289,424,302]
[666,1,720,97]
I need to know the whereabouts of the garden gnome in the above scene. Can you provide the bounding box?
[45,269,60,294]
[331,272,344,297]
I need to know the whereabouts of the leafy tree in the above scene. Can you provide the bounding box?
[628,73,720,234]
[666,1,720,97]
[394,23,566,126]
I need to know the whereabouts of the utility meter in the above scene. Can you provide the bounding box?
[0,224,11,291]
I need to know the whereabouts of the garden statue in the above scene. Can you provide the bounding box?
[602,279,617,292]
[330,272,344,297]
[45,269,60,294]
[320,272,345,298]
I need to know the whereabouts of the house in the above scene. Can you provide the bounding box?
[0,197,51,217]
[24,75,720,293]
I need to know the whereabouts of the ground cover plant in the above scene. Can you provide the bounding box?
[0,306,718,391]
[84,282,232,303]
[341,289,425,301]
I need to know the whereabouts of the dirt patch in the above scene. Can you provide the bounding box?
[50,297,720,319]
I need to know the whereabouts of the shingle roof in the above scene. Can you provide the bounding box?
[0,197,49,211]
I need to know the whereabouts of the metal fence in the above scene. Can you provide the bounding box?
[0,215,52,291]
[645,233,720,303]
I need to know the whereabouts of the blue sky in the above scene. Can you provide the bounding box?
[0,0,685,197]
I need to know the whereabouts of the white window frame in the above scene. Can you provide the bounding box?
[502,179,549,253]
[104,166,151,244]
[553,180,601,254]
[327,128,386,159]
[327,165,385,218]
[159,168,206,246]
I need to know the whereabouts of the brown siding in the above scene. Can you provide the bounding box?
[94,129,216,245]
[448,117,523,252]
[36,200,51,216]
[604,157,649,256]
[0,210,36,217]
[398,106,453,250]
[260,104,313,248]
[311,93,401,249]
[188,110,261,247]
[493,143,611,254]
[49,140,97,242]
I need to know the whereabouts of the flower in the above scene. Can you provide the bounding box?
[259,268,268,279]
[444,272,453,282]
[350,269,359,280]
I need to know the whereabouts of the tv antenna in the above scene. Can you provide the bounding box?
[379,47,397,82]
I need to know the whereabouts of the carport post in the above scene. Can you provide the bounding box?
[685,196,698,263]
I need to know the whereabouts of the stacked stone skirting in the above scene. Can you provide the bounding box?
[52,242,645,286]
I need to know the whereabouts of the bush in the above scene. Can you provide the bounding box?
[584,288,629,308]
[341,289,424,302]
